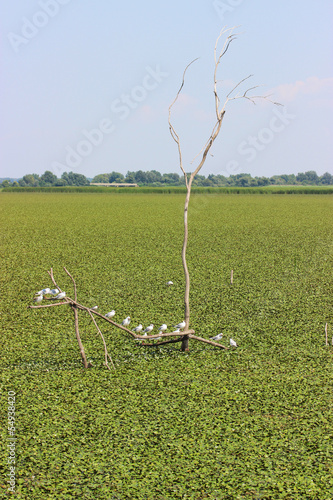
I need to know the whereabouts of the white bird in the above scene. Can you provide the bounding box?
[33,295,43,303]
[174,321,186,330]
[210,333,223,341]
[133,324,143,333]
[49,289,59,296]
[105,310,115,318]
[167,281,173,286]
[158,324,167,333]
[55,292,66,300]
[143,324,154,334]
[91,306,98,310]
[122,317,130,327]
[36,288,51,296]
[230,338,238,347]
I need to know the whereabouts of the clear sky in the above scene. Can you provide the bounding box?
[1,0,332,180]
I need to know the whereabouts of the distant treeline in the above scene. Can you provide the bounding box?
[1,169,332,188]
[3,186,333,195]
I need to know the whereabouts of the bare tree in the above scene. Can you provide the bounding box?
[168,27,280,351]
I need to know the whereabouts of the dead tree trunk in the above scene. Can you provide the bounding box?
[169,27,280,351]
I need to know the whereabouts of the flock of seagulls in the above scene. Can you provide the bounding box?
[32,279,238,347]
[33,288,66,302]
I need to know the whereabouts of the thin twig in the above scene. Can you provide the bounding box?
[168,58,199,184]
[70,303,89,369]
[47,268,63,294]
[64,267,77,302]
[88,310,115,370]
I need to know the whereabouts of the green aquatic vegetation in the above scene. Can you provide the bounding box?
[0,193,332,499]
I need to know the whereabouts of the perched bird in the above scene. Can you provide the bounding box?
[166,281,173,286]
[49,289,59,296]
[158,324,167,333]
[230,338,238,347]
[210,333,223,341]
[91,306,98,311]
[143,324,154,334]
[133,324,143,333]
[55,292,66,300]
[105,310,115,318]
[122,317,130,327]
[33,295,43,303]
[36,288,51,296]
[174,321,186,330]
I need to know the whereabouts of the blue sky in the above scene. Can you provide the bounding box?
[1,0,332,179]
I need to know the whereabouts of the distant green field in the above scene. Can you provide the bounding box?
[1,193,332,499]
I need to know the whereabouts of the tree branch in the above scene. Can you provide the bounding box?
[70,303,89,369]
[88,310,115,370]
[189,334,228,349]
[28,302,68,309]
[64,266,77,302]
[168,58,199,185]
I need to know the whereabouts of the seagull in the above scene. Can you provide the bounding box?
[91,306,98,310]
[133,324,143,333]
[105,310,115,318]
[122,317,130,327]
[210,333,223,341]
[174,321,186,330]
[49,289,59,296]
[55,292,66,300]
[33,295,43,303]
[36,288,51,296]
[167,281,173,286]
[158,324,167,333]
[144,324,154,334]
[230,338,238,347]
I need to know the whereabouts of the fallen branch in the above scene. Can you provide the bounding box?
[30,268,234,369]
